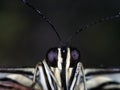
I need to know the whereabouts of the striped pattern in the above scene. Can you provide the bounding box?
[34,47,87,90]
[0,67,41,89]
[0,47,119,90]
[83,69,120,90]
[0,47,87,90]
[0,67,120,90]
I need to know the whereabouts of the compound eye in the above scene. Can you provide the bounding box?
[71,50,79,60]
[46,48,58,67]
[70,48,80,67]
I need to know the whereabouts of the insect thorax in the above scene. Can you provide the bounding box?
[35,47,86,90]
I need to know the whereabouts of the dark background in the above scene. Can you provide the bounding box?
[0,0,120,68]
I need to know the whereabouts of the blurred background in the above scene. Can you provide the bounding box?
[0,0,120,68]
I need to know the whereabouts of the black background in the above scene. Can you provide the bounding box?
[0,0,120,68]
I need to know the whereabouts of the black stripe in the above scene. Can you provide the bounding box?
[86,69,120,76]
[61,67,66,90]
[0,70,33,75]
[89,81,120,90]
[51,74,58,90]
[68,66,77,89]
[0,78,19,83]
[0,78,22,89]
[0,85,13,89]
[42,63,52,90]
[60,47,67,90]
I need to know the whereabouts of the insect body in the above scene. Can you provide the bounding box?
[0,0,120,90]
[32,47,86,90]
[21,1,120,89]
[0,47,86,90]
[21,1,87,89]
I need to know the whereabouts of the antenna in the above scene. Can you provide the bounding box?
[66,12,120,44]
[22,0,62,42]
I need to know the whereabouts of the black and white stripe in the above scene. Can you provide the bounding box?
[19,1,120,90]
[0,48,119,90]
[0,47,86,90]
[0,66,120,90]
[0,67,41,89]
[34,47,87,90]
[84,69,120,90]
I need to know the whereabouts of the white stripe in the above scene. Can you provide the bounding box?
[42,60,55,90]
[104,84,120,89]
[70,63,80,90]
[38,64,48,90]
[76,62,87,90]
[66,48,71,89]
[58,48,63,70]
[43,60,62,90]
[57,48,63,88]
[6,74,41,89]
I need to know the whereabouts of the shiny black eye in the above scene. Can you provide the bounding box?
[70,48,80,67]
[71,50,79,60]
[46,48,58,67]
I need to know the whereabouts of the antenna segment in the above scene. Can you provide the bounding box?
[67,12,120,44]
[22,0,62,42]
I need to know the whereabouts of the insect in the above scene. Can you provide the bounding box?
[0,0,120,90]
